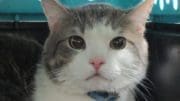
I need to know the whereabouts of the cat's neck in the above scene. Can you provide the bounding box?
[33,66,91,101]
[33,66,135,101]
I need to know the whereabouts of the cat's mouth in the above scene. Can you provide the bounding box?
[86,73,109,81]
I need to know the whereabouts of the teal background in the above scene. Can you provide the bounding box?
[0,0,179,23]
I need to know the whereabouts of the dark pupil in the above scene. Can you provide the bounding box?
[111,37,126,49]
[69,36,85,49]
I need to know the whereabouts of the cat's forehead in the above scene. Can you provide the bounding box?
[64,4,129,33]
[83,20,122,39]
[58,5,129,37]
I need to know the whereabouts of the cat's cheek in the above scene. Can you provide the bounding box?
[110,49,144,82]
[99,60,122,81]
[65,53,94,80]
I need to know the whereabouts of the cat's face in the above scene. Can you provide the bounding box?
[41,0,153,93]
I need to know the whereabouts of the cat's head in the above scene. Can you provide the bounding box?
[41,0,153,93]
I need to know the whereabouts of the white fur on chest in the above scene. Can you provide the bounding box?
[33,67,135,101]
[33,67,93,101]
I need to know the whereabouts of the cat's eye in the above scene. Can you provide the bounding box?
[110,36,126,49]
[68,35,86,50]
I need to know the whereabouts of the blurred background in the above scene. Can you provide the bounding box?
[0,0,179,23]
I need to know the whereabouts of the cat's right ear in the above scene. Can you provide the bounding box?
[41,0,68,31]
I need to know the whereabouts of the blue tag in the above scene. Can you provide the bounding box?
[87,91,119,101]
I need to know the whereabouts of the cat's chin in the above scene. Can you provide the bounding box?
[82,81,132,96]
[81,77,117,93]
[85,73,110,81]
[80,76,136,94]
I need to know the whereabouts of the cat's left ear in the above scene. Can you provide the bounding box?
[41,0,68,31]
[128,0,154,30]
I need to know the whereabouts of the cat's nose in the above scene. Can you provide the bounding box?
[89,58,105,72]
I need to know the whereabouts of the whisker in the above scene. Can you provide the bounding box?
[138,82,152,97]
[134,86,149,101]
[143,77,155,88]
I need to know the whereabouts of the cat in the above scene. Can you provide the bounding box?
[33,0,154,101]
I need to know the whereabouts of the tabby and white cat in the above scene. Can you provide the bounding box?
[33,0,154,101]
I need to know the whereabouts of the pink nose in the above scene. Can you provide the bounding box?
[89,58,105,71]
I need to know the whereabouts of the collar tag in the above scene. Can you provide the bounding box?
[87,91,119,101]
